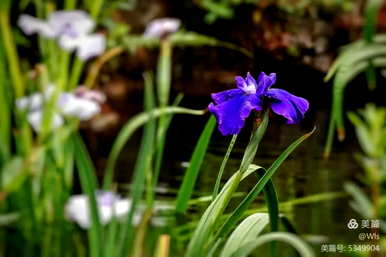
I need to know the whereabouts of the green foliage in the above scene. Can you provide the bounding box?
[220,213,269,257]
[73,134,102,257]
[323,0,385,157]
[102,106,205,189]
[346,104,386,234]
[175,116,216,214]
[185,116,314,256]
[116,31,252,57]
[197,0,355,23]
[348,104,386,159]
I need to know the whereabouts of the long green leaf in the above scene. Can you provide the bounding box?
[121,31,252,57]
[216,128,315,239]
[102,107,205,189]
[212,134,238,200]
[73,134,101,257]
[364,0,383,42]
[117,72,156,257]
[231,232,315,257]
[324,57,386,157]
[152,94,184,200]
[0,39,10,162]
[185,170,243,257]
[220,213,269,257]
[175,116,216,214]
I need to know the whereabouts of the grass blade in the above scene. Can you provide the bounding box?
[73,134,101,257]
[117,72,156,257]
[175,115,216,214]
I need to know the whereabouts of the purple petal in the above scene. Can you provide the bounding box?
[245,72,257,88]
[256,72,276,95]
[235,76,247,90]
[208,94,262,135]
[265,88,309,124]
[235,73,256,94]
[211,88,244,105]
[96,191,120,206]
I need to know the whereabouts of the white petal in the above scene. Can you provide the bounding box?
[48,10,95,37]
[76,34,106,60]
[144,18,181,38]
[58,35,83,51]
[60,94,101,120]
[65,195,91,229]
[113,199,132,218]
[18,14,56,38]
[75,86,106,103]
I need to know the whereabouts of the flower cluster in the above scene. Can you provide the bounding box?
[208,72,309,135]
[16,86,105,132]
[18,10,105,60]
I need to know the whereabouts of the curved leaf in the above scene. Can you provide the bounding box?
[220,213,269,257]
[230,232,315,257]
[102,107,205,189]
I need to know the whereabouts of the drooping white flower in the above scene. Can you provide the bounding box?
[59,93,101,120]
[75,86,106,103]
[144,18,181,39]
[16,85,104,132]
[18,10,105,60]
[65,191,174,229]
[65,191,136,229]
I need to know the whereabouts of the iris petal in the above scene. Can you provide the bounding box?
[265,88,309,124]
[211,88,244,105]
[208,94,262,135]
[256,72,276,95]
[235,76,247,90]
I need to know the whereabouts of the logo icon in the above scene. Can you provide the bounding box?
[347,219,359,229]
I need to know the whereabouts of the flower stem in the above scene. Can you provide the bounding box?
[212,134,238,200]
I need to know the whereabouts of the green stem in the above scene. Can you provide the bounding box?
[212,134,237,200]
[0,10,24,97]
[68,59,84,90]
[64,0,77,9]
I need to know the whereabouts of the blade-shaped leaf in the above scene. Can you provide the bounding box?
[175,116,216,214]
[231,232,315,257]
[220,213,269,257]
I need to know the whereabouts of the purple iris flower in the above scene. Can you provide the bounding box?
[208,72,309,136]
